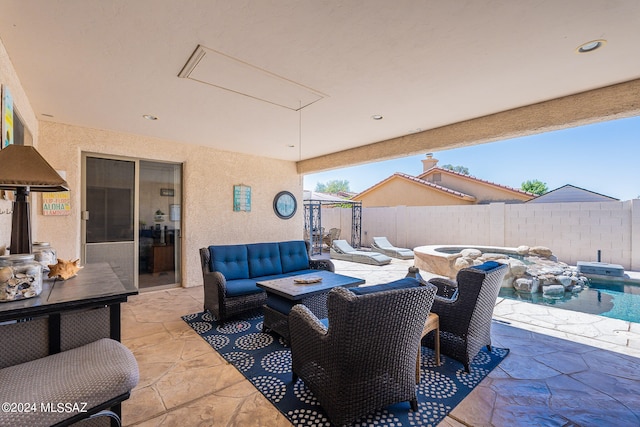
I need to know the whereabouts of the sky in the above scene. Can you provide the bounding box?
[303,115,640,201]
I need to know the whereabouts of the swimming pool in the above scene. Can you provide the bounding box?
[498,279,640,324]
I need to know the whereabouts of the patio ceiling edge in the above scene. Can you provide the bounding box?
[297,78,640,175]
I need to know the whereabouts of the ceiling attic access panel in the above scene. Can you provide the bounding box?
[178,45,325,111]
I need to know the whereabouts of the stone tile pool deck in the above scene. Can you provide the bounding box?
[121,257,640,426]
[332,258,640,426]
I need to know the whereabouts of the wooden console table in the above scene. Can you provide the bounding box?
[151,244,175,273]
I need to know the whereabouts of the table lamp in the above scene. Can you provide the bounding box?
[0,145,69,254]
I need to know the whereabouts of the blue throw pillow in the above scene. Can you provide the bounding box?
[350,277,422,295]
[278,241,310,273]
[209,245,250,280]
[473,261,502,272]
[226,279,263,296]
[247,243,283,278]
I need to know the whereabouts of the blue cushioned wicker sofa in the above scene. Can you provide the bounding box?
[199,240,334,322]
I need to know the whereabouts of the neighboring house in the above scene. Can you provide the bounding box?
[353,154,534,207]
[526,184,619,203]
[303,190,354,203]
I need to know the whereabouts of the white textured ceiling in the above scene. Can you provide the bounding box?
[0,0,638,162]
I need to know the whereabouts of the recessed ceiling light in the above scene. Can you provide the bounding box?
[576,39,606,53]
[371,115,383,120]
[142,114,158,120]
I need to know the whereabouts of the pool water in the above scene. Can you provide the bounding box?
[498,279,640,324]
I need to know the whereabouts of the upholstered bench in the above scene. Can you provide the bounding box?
[0,338,139,427]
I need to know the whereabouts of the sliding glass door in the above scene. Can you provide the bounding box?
[138,161,182,289]
[83,155,136,287]
[82,154,182,289]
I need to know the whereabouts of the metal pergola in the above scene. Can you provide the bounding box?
[303,191,362,256]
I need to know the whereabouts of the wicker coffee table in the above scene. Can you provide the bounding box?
[256,270,365,342]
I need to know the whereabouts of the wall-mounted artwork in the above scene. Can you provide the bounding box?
[42,191,71,216]
[170,204,180,221]
[2,85,13,148]
[233,185,251,212]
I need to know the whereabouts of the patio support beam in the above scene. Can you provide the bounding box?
[297,78,640,174]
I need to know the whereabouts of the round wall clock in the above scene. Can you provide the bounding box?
[273,191,297,219]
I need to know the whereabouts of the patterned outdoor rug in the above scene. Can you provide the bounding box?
[182,311,509,427]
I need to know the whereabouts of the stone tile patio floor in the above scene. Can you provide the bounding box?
[121,258,640,426]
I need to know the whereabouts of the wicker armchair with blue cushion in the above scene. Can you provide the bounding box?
[422,261,508,372]
[289,278,436,426]
[200,240,334,323]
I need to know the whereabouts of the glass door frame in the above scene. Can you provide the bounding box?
[81,152,141,288]
[81,153,183,289]
[138,159,182,289]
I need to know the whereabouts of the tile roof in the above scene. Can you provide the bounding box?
[418,167,536,197]
[354,172,476,201]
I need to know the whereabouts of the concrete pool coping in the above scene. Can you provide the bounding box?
[328,257,640,360]
[413,243,640,291]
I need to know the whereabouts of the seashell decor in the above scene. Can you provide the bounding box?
[48,258,83,280]
[0,258,43,302]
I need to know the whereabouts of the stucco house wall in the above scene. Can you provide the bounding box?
[353,155,533,208]
[35,122,302,288]
[1,36,302,289]
[357,177,473,207]
[0,39,38,144]
[0,37,37,251]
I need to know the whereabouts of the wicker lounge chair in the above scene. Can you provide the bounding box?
[330,239,392,265]
[322,227,341,249]
[422,261,508,372]
[371,236,414,259]
[289,281,436,426]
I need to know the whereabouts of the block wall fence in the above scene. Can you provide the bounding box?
[319,199,640,271]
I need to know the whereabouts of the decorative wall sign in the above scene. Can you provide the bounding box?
[170,204,180,221]
[233,185,251,212]
[160,188,174,196]
[2,85,13,148]
[42,191,71,216]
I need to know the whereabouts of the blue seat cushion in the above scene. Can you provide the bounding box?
[319,318,329,328]
[247,243,283,278]
[279,241,310,273]
[209,245,250,280]
[350,277,422,295]
[473,261,502,272]
[225,279,264,297]
[266,293,296,314]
